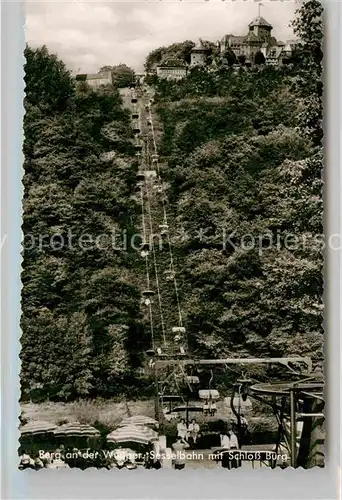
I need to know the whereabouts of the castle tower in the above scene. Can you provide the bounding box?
[248,16,273,42]
[190,40,210,67]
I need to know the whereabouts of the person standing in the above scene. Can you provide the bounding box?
[177,418,188,441]
[220,432,231,449]
[219,433,231,469]
[240,413,248,428]
[188,419,200,446]
[229,430,240,469]
[172,436,189,470]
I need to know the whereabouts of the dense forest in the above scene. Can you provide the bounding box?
[20,0,323,402]
[21,46,147,400]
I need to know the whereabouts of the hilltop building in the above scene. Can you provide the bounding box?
[190,40,211,67]
[156,59,188,80]
[220,15,297,66]
[75,71,112,89]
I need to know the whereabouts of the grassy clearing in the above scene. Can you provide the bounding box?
[20,399,155,430]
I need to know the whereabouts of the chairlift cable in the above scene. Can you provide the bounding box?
[138,147,154,348]
[145,144,167,345]
[149,110,184,328]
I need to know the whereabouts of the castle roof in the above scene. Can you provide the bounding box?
[224,35,247,45]
[158,58,188,68]
[249,16,273,29]
[192,40,210,52]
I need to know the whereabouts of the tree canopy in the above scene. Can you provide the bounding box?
[21,0,323,401]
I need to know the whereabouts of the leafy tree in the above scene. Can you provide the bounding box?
[225,49,237,67]
[145,41,195,72]
[238,54,246,66]
[291,0,323,146]
[254,51,266,65]
[99,64,135,88]
[24,45,75,112]
[21,45,142,401]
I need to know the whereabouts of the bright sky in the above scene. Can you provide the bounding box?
[25,0,300,73]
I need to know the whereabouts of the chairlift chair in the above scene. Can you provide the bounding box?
[134,143,142,151]
[164,269,175,281]
[153,185,164,194]
[159,224,169,236]
[172,327,186,335]
[144,170,157,181]
[131,97,138,103]
[186,376,200,385]
[142,290,155,298]
[132,112,139,119]
[146,349,155,357]
[140,242,151,252]
[136,171,145,182]
[133,125,140,134]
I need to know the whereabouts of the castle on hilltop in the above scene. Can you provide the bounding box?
[156,13,299,80]
[219,15,296,67]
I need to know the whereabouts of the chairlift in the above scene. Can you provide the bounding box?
[186,376,200,385]
[133,125,140,134]
[146,349,155,357]
[132,112,139,119]
[140,242,151,252]
[136,171,145,182]
[131,97,138,103]
[164,269,175,281]
[142,290,155,297]
[144,170,157,180]
[172,327,186,335]
[134,143,142,151]
[159,224,169,236]
[153,185,164,194]
[198,389,220,400]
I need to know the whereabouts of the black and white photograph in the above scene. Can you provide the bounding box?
[19,0,324,471]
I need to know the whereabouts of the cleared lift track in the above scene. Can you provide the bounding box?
[127,82,323,468]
